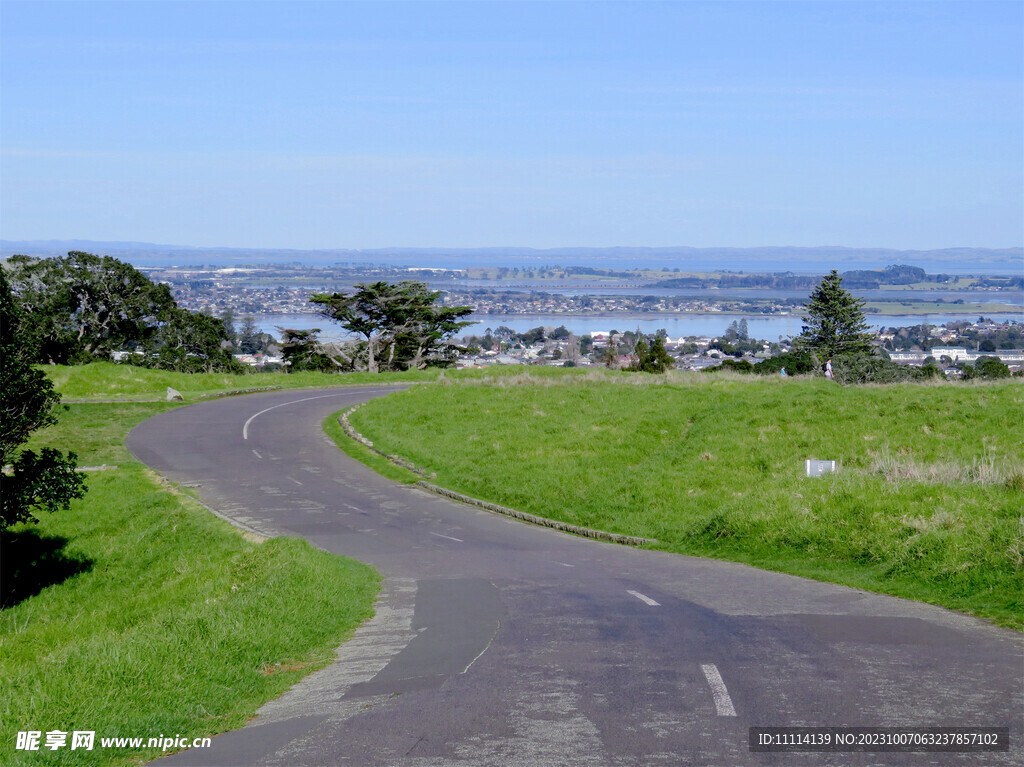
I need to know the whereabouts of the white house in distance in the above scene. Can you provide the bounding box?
[888,347,1024,365]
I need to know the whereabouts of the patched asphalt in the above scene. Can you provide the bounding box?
[127,386,1024,766]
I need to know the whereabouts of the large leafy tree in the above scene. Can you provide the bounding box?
[0,270,86,530]
[147,309,239,373]
[4,252,177,363]
[796,270,874,359]
[311,281,473,372]
[5,251,238,372]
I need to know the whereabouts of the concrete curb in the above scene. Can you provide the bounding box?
[414,481,656,547]
[339,406,656,547]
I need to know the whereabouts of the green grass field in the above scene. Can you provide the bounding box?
[347,371,1024,629]
[1,368,383,766]
[47,360,441,401]
[5,362,1021,767]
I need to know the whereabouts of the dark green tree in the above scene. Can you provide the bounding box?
[0,270,86,529]
[964,356,1011,380]
[278,328,335,372]
[148,309,240,373]
[236,316,265,354]
[4,252,176,363]
[630,336,674,373]
[5,252,243,372]
[311,281,472,372]
[796,270,874,359]
[753,352,815,376]
[702,358,754,374]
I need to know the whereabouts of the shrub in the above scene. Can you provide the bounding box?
[832,354,916,384]
[753,352,815,376]
[970,356,1011,380]
[702,358,754,374]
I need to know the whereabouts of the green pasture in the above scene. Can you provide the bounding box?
[347,372,1024,629]
[47,361,441,402]
[863,300,1021,315]
[1,373,382,766]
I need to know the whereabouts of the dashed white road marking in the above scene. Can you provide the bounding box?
[288,477,303,485]
[627,590,660,606]
[701,663,737,716]
[429,531,464,543]
[252,449,262,458]
[557,562,575,568]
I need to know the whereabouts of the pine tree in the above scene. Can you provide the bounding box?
[796,270,874,358]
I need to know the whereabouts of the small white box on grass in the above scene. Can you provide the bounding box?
[805,459,837,478]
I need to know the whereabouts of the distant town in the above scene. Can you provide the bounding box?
[144,262,1023,321]
[138,263,1023,376]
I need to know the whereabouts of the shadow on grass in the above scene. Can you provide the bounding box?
[1,529,94,608]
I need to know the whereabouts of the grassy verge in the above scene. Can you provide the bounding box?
[347,371,1024,629]
[2,396,380,765]
[45,361,443,401]
[322,410,422,485]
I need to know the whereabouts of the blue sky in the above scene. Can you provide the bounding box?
[2,1,1021,250]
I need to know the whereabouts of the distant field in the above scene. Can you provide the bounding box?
[863,300,1022,315]
[347,372,1024,629]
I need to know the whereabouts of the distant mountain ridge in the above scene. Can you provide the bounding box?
[2,240,1021,275]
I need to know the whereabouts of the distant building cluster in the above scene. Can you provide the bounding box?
[450,320,1024,375]
[137,263,1022,375]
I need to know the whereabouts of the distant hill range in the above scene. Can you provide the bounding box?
[2,240,1021,275]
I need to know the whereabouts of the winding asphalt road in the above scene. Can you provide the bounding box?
[127,386,1023,766]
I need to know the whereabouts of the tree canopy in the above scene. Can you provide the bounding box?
[310,281,473,372]
[4,252,176,363]
[796,270,874,359]
[277,328,336,372]
[1,270,86,530]
[4,252,238,372]
[629,336,675,373]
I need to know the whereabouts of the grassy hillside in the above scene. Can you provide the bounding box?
[46,360,441,401]
[347,372,1024,629]
[1,369,382,766]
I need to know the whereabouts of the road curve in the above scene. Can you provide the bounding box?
[127,386,1023,767]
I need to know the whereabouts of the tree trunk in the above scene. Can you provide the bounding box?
[366,333,377,373]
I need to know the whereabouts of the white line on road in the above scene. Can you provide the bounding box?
[701,664,737,717]
[429,532,464,543]
[252,449,262,458]
[627,590,660,606]
[288,477,303,485]
[557,562,575,568]
[242,391,371,440]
